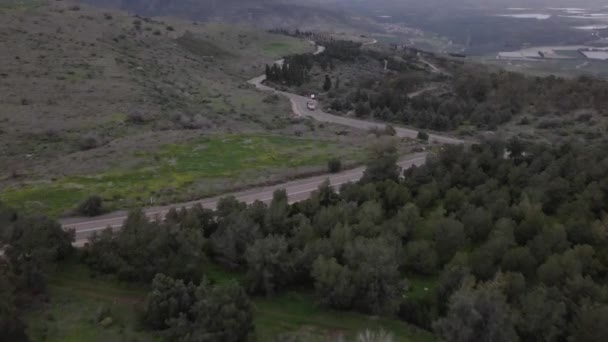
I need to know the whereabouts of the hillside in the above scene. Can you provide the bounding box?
[0,0,376,215]
[82,0,380,32]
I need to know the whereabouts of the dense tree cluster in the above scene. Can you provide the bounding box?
[267,28,315,39]
[265,60,310,86]
[73,132,608,341]
[139,138,608,340]
[345,67,608,131]
[265,41,362,86]
[275,40,608,132]
[143,274,253,341]
[82,207,208,282]
[0,203,74,341]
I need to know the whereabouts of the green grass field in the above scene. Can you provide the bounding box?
[25,259,435,342]
[262,42,302,55]
[1,134,363,216]
[254,292,435,341]
[25,260,161,342]
[0,0,43,11]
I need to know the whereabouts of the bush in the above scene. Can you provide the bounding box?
[417,131,429,141]
[384,125,397,136]
[262,94,281,104]
[77,135,99,150]
[518,116,531,125]
[328,158,342,173]
[126,111,147,125]
[77,195,104,217]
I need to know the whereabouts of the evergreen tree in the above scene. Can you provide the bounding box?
[323,75,332,91]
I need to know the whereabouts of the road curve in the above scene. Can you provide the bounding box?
[248,44,463,145]
[62,154,427,245]
[61,40,462,245]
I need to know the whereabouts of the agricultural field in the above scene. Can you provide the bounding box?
[477,56,608,79]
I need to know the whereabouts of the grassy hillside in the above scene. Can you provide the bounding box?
[83,0,380,33]
[0,0,376,216]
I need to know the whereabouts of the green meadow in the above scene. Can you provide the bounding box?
[1,134,363,216]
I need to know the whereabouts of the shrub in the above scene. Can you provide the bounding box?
[328,158,342,173]
[417,131,429,141]
[77,135,99,150]
[126,112,147,124]
[77,195,104,217]
[262,94,280,104]
[384,125,396,136]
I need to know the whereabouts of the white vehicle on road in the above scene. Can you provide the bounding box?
[307,101,316,111]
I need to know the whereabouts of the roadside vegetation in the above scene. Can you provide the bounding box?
[1,134,366,216]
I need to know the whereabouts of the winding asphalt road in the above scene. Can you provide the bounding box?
[61,40,463,245]
[247,44,463,145]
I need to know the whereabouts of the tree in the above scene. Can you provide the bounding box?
[77,195,104,216]
[361,138,400,183]
[211,211,260,269]
[3,214,74,293]
[461,206,493,243]
[516,286,567,342]
[501,247,537,277]
[311,256,355,310]
[344,237,402,315]
[0,270,26,342]
[434,280,519,342]
[263,190,290,236]
[403,240,438,275]
[355,101,371,117]
[0,204,73,341]
[417,131,429,141]
[432,217,468,265]
[143,274,196,330]
[323,74,332,91]
[327,157,342,173]
[167,280,254,342]
[84,209,206,282]
[569,304,608,342]
[245,235,293,295]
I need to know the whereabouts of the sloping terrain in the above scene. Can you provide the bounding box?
[83,0,380,32]
[0,0,311,172]
[1,0,375,215]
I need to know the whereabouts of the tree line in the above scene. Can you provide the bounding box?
[344,60,608,131]
[274,39,608,133]
[265,41,362,87]
[80,136,608,341]
[7,136,608,341]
